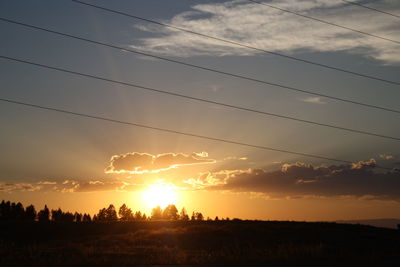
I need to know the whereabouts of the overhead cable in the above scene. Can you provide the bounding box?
[1,17,399,114]
[70,0,400,86]
[1,55,399,142]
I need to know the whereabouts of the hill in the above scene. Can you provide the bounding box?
[336,218,400,229]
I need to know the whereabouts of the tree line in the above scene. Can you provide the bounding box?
[0,200,230,222]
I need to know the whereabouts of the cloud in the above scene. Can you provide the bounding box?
[0,180,145,193]
[0,183,41,192]
[71,181,144,193]
[351,158,376,169]
[380,154,394,160]
[131,0,400,64]
[300,97,326,104]
[184,160,400,200]
[184,169,246,189]
[105,152,216,174]
[37,181,57,185]
[54,180,126,193]
[223,156,248,161]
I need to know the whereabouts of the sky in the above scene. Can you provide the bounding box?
[0,0,399,221]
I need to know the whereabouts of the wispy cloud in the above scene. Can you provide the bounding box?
[37,181,57,185]
[0,180,145,193]
[132,0,400,64]
[0,183,41,192]
[57,180,142,193]
[380,154,395,160]
[223,156,248,161]
[300,97,326,104]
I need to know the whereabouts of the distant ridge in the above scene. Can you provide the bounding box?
[336,218,400,229]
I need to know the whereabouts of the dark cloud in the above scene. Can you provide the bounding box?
[184,160,400,200]
[105,152,215,174]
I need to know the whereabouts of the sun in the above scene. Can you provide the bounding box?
[141,183,177,209]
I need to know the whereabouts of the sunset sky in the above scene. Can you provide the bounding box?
[0,0,399,221]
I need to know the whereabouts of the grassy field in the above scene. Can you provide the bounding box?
[0,220,399,266]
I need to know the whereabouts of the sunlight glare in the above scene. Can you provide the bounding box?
[141,183,177,209]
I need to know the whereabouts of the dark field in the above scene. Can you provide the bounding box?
[1,220,399,266]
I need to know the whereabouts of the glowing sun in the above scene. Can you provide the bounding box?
[142,183,177,209]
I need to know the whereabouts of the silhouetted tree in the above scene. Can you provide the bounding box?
[63,211,74,222]
[51,208,74,222]
[0,200,5,219]
[25,204,36,221]
[82,213,91,222]
[151,206,163,220]
[0,201,24,220]
[215,216,219,221]
[195,212,204,221]
[3,201,11,220]
[118,204,133,221]
[9,202,17,220]
[163,204,178,220]
[0,201,10,220]
[0,199,209,224]
[0,201,37,221]
[74,212,82,222]
[179,208,189,221]
[106,204,118,221]
[190,211,203,221]
[38,205,50,222]
[14,202,25,220]
[134,211,142,221]
[97,208,107,221]
[96,205,118,221]
[51,208,63,222]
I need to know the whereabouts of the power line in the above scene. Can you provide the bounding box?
[341,0,400,20]
[0,97,394,171]
[247,0,400,44]
[70,0,400,87]
[1,55,399,142]
[1,17,399,115]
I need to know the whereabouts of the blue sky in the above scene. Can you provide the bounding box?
[0,0,399,219]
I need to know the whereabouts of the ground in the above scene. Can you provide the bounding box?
[0,220,399,266]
